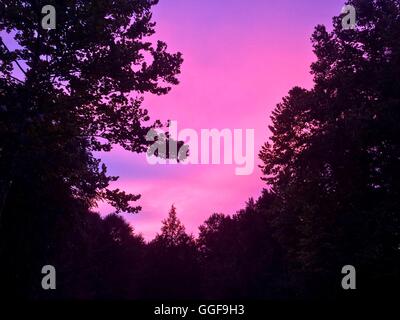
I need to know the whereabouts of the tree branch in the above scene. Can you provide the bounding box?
[0,36,28,77]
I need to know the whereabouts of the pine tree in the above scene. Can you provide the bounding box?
[145,205,200,299]
[155,205,191,247]
[259,0,400,298]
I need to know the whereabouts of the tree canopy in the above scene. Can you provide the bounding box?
[0,0,183,216]
[259,0,400,297]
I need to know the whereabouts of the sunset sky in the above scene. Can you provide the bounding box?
[98,0,346,240]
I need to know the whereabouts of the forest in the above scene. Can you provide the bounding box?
[0,0,399,300]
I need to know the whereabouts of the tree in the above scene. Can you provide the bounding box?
[0,0,183,218]
[198,196,286,299]
[89,214,145,299]
[154,205,191,247]
[259,0,400,298]
[144,205,200,299]
[0,0,182,298]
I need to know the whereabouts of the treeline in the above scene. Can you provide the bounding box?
[1,188,398,300]
[1,0,400,300]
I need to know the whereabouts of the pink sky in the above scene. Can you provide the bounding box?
[98,0,346,240]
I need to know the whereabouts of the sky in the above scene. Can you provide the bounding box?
[97,0,346,240]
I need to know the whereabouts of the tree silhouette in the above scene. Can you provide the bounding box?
[0,0,182,298]
[0,0,183,219]
[259,0,400,298]
[144,205,200,299]
[198,197,286,299]
[154,205,191,247]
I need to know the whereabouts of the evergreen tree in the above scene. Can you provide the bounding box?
[155,205,190,247]
[259,0,400,298]
[144,205,200,299]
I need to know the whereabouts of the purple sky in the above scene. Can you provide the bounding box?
[97,0,346,240]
